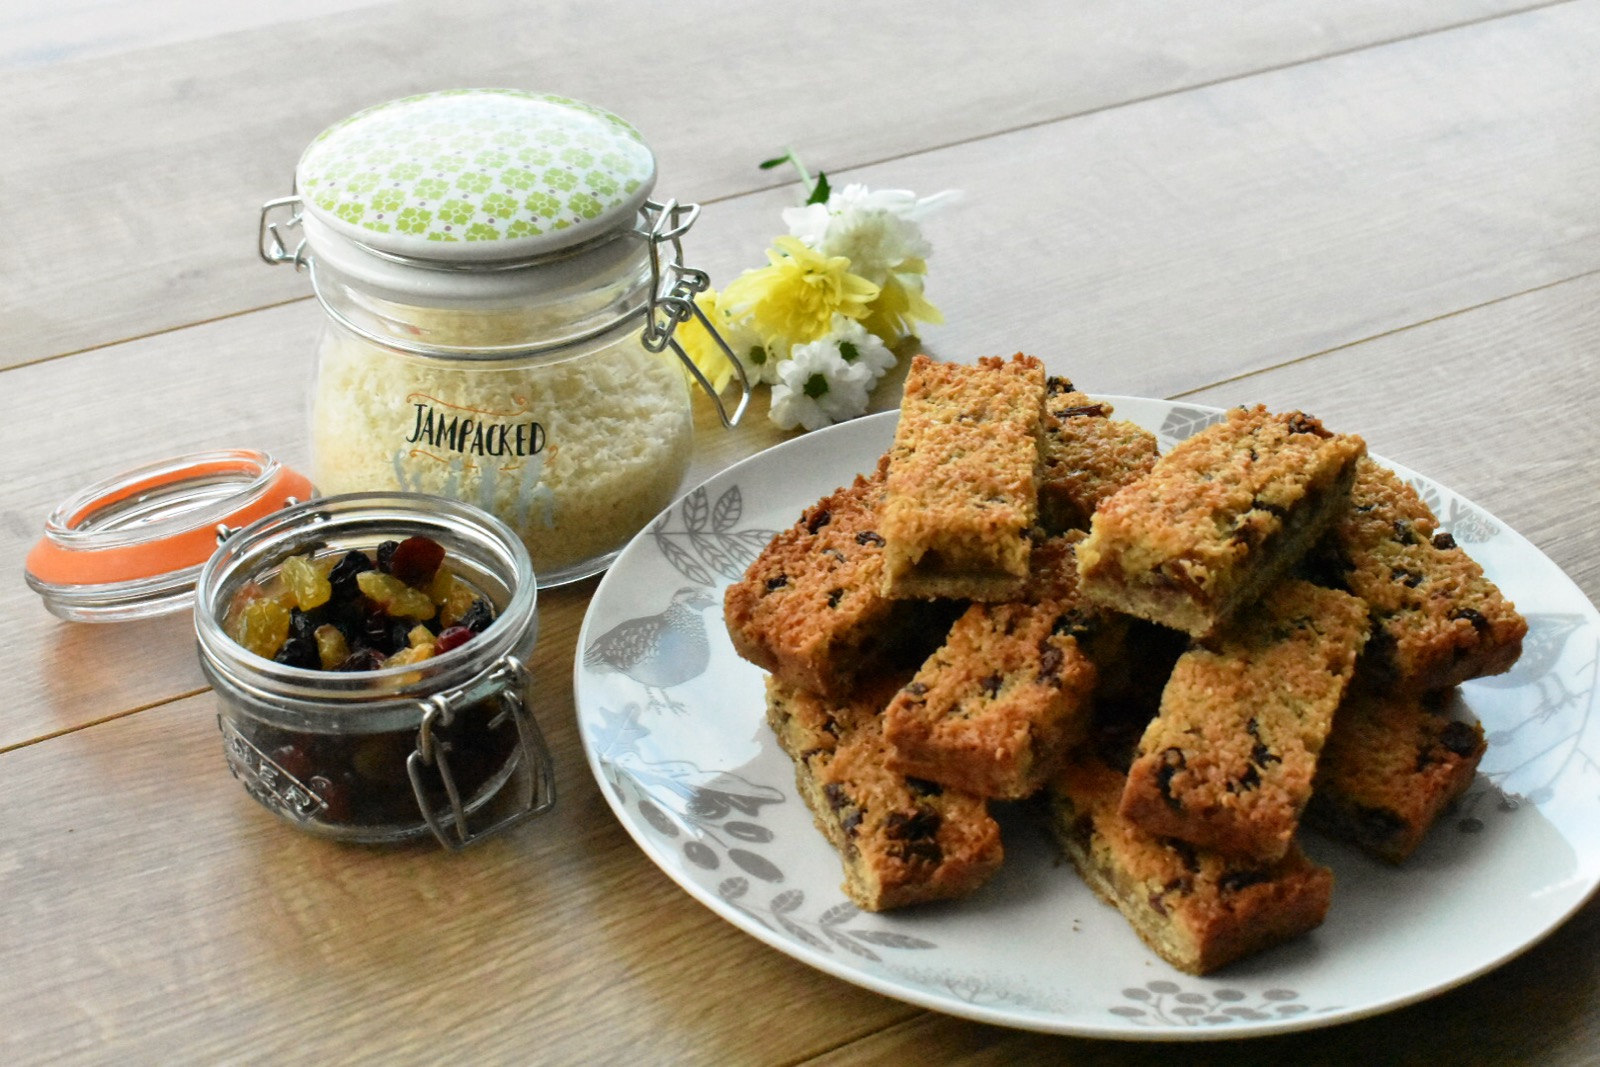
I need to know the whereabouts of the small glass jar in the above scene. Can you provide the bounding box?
[260,89,747,587]
[194,492,555,849]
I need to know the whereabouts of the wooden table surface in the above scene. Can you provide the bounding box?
[5,1,1599,1062]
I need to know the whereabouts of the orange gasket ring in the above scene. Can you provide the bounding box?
[25,460,315,588]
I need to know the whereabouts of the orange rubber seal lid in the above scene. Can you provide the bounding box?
[25,450,314,614]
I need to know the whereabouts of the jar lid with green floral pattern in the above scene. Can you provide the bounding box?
[294,89,657,263]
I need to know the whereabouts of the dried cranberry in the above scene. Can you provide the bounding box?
[269,742,315,781]
[435,626,476,654]
[335,648,389,672]
[387,535,447,586]
[308,770,358,823]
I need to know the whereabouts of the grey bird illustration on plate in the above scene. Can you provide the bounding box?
[584,587,718,713]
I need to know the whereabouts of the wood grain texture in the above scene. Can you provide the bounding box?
[0,0,1555,367]
[0,588,920,1062]
[7,0,1600,1063]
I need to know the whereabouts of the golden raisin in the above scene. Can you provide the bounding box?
[356,571,437,620]
[314,624,350,671]
[230,597,292,660]
[435,572,479,627]
[280,553,332,611]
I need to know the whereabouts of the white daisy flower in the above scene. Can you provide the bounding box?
[768,340,875,432]
[810,314,897,382]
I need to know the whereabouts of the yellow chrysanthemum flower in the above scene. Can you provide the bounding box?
[722,236,880,350]
[861,266,942,346]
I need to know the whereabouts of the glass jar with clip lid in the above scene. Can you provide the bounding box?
[25,454,556,850]
[259,89,749,587]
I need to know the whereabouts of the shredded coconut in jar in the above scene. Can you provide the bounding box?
[311,325,693,582]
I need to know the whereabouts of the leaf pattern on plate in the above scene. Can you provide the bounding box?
[1403,475,1501,543]
[1109,981,1337,1026]
[1476,614,1600,805]
[713,884,938,962]
[594,702,785,874]
[651,483,777,584]
[883,965,1065,1012]
[1158,404,1226,450]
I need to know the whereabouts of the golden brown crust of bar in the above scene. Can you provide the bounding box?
[1047,754,1334,975]
[883,534,1117,799]
[1120,580,1370,862]
[1324,457,1526,692]
[1038,378,1159,534]
[725,458,948,698]
[880,353,1046,601]
[1306,684,1485,863]
[1077,406,1366,637]
[765,674,1004,911]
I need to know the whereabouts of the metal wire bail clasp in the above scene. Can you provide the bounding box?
[258,194,309,269]
[407,655,556,851]
[639,199,751,429]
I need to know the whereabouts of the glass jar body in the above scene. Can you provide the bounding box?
[195,493,553,847]
[305,239,695,587]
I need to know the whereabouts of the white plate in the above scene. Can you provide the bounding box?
[574,397,1600,1040]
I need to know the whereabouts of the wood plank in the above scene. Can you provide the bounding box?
[0,0,1555,366]
[856,0,1600,399]
[0,0,395,70]
[0,600,921,1062]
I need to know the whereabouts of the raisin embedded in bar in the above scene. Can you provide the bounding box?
[765,673,1004,911]
[1319,456,1526,693]
[1076,405,1366,637]
[1036,377,1159,534]
[1119,579,1371,862]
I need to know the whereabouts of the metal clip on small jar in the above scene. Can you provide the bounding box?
[260,89,749,587]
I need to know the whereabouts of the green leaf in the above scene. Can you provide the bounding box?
[806,171,831,205]
[758,154,792,170]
